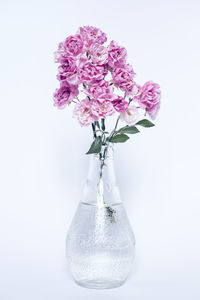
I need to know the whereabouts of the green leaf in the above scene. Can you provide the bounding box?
[136,119,155,127]
[118,125,139,134]
[86,136,102,154]
[110,134,129,143]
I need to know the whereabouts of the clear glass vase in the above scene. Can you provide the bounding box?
[66,145,135,289]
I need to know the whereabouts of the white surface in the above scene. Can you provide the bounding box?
[0,0,200,299]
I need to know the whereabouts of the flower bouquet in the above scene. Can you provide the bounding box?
[53,26,161,289]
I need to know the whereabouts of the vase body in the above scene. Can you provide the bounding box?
[66,145,135,289]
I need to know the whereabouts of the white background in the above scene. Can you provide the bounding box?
[0,0,200,299]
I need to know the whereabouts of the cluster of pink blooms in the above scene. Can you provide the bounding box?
[53,26,161,126]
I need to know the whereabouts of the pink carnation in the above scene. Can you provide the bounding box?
[112,96,128,112]
[90,43,108,65]
[53,82,79,109]
[57,56,79,85]
[135,81,161,120]
[126,83,141,98]
[53,26,161,128]
[91,101,115,118]
[54,42,66,63]
[79,61,107,84]
[112,64,136,92]
[85,80,115,102]
[147,104,160,120]
[73,99,97,126]
[120,104,140,125]
[108,40,127,68]
[63,34,84,56]
[57,53,75,64]
[79,26,107,48]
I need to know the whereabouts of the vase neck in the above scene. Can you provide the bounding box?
[82,144,121,206]
[88,144,115,182]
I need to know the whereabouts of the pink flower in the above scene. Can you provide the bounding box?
[120,104,140,125]
[112,96,128,112]
[73,99,97,126]
[57,53,75,64]
[108,40,127,68]
[63,34,84,56]
[54,42,66,63]
[135,81,161,120]
[91,101,115,118]
[57,56,79,85]
[53,27,161,127]
[79,26,107,48]
[84,80,115,102]
[126,83,141,98]
[147,103,160,120]
[53,82,79,109]
[90,43,108,65]
[78,61,107,84]
[112,64,136,92]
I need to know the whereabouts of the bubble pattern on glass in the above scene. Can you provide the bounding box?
[66,202,135,287]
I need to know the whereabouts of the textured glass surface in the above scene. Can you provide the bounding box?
[66,146,135,289]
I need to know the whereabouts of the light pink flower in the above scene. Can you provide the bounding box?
[135,81,161,120]
[53,82,79,109]
[112,96,128,112]
[120,104,140,125]
[90,43,108,65]
[78,61,107,84]
[54,42,66,63]
[84,80,115,102]
[63,34,84,56]
[79,26,107,48]
[147,103,160,120]
[57,56,79,85]
[126,83,141,98]
[91,101,115,118]
[112,64,136,92]
[73,99,97,126]
[108,40,127,68]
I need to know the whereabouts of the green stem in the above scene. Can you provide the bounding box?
[108,115,120,141]
[91,123,96,139]
[101,118,105,131]
[99,144,108,179]
[114,116,120,132]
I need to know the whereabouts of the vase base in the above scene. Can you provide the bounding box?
[74,279,125,289]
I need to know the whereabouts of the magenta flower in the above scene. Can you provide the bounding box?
[85,80,115,103]
[57,56,79,85]
[108,40,127,68]
[78,61,107,85]
[112,64,136,92]
[73,99,98,126]
[57,53,76,64]
[79,26,107,48]
[63,34,84,56]
[112,96,128,112]
[91,100,115,118]
[135,81,161,120]
[53,82,79,109]
[90,43,108,65]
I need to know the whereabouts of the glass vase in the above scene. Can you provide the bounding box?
[66,144,135,289]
